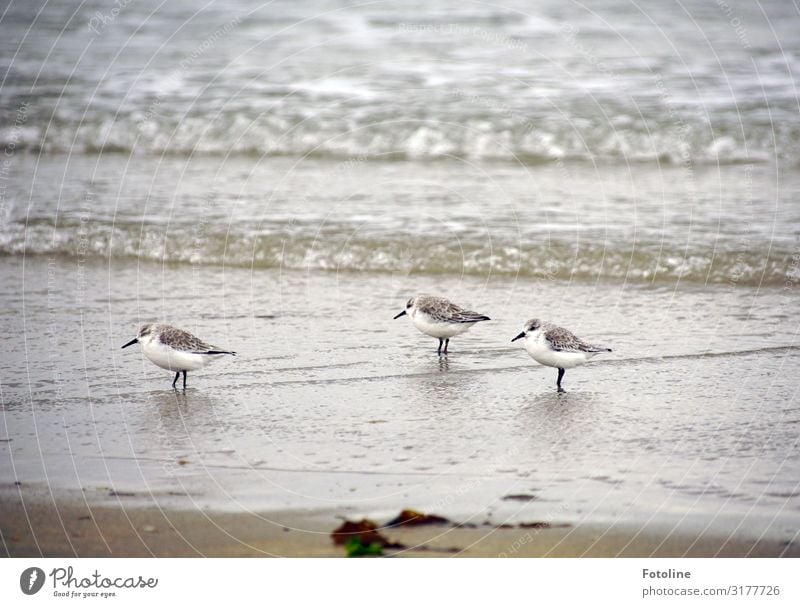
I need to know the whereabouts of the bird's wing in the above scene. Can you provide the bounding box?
[545,325,609,353]
[543,325,586,352]
[158,326,217,353]
[423,298,490,323]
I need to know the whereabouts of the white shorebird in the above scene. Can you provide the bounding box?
[121,323,236,389]
[511,319,611,392]
[394,295,490,355]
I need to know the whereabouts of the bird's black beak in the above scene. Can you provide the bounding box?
[511,332,525,342]
[121,338,138,349]
[393,310,406,319]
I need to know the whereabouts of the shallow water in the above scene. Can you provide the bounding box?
[1,257,798,542]
[2,154,798,286]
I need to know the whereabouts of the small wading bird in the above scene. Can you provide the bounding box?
[121,324,236,389]
[394,295,490,355]
[512,319,611,392]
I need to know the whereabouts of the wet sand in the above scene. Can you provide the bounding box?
[1,257,799,557]
[2,485,796,557]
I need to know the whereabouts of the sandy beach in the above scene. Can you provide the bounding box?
[3,484,796,557]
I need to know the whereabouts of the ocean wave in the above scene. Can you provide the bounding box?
[2,220,795,287]
[1,111,795,165]
[2,0,797,172]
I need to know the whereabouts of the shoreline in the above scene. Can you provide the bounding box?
[2,485,796,558]
[2,259,798,559]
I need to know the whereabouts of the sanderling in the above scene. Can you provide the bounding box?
[394,295,490,355]
[511,319,611,392]
[121,323,236,389]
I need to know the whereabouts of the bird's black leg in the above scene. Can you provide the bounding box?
[437,338,443,356]
[557,368,565,392]
[444,338,449,355]
[172,372,180,389]
[182,370,187,390]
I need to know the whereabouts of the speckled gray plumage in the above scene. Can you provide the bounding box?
[527,319,611,353]
[415,295,490,324]
[140,323,235,354]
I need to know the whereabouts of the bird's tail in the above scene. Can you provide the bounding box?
[205,350,237,356]
[459,313,491,323]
